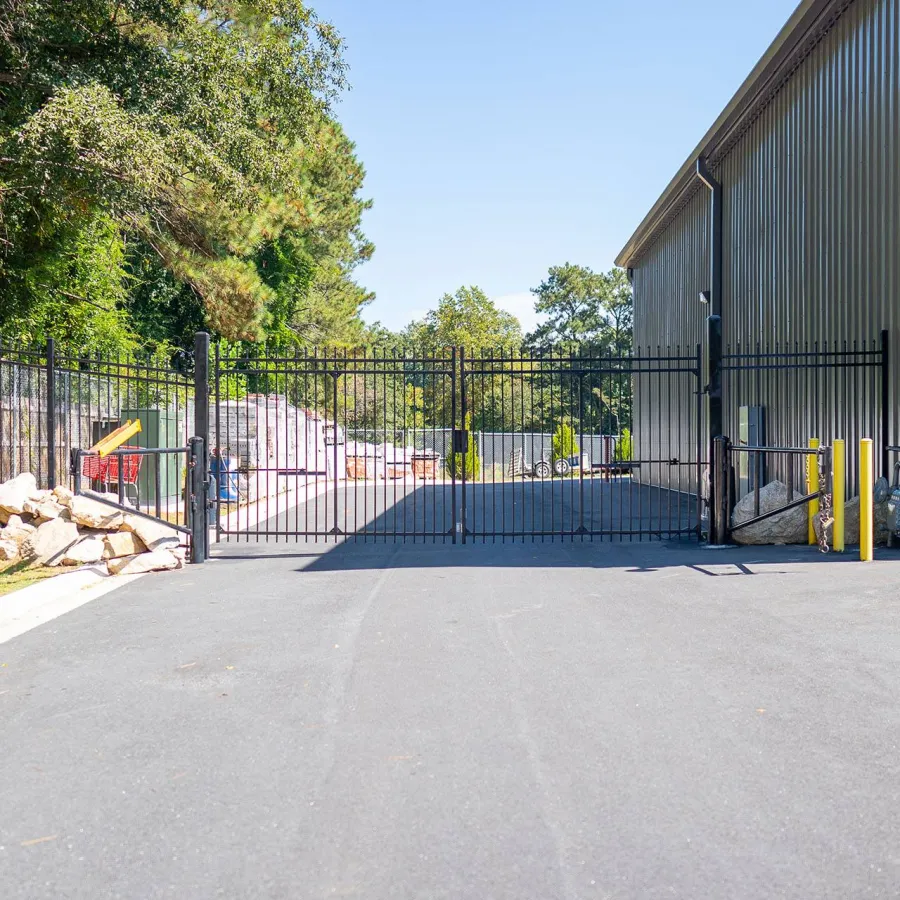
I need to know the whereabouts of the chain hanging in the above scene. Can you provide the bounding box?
[816,447,833,553]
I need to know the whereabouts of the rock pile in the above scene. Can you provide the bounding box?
[0,473,186,573]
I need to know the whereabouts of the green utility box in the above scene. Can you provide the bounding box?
[120,408,182,505]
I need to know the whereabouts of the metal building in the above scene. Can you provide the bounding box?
[616,0,898,493]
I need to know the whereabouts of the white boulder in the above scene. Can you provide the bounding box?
[21,517,80,566]
[52,485,75,507]
[102,531,147,559]
[813,495,892,546]
[1,515,37,546]
[31,499,68,522]
[107,549,180,575]
[62,536,106,566]
[68,495,125,530]
[0,539,19,561]
[121,514,180,551]
[731,480,808,545]
[0,473,37,515]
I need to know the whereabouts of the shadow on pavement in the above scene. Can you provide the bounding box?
[211,482,893,572]
[212,534,880,574]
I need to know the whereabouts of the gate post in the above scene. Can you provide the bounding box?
[881,329,890,478]
[706,314,723,450]
[189,436,206,564]
[193,332,210,559]
[46,337,56,489]
[710,435,731,545]
[705,316,726,544]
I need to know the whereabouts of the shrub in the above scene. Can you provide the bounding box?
[552,421,579,462]
[446,418,480,481]
[614,427,633,462]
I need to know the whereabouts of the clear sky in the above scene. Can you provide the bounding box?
[321,0,796,334]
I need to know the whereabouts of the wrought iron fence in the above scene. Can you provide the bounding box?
[1,332,889,547]
[720,333,888,500]
[0,340,196,527]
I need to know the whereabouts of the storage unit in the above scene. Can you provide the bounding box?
[615,0,899,489]
[120,407,182,505]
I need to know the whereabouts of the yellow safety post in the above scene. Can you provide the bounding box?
[860,438,874,562]
[833,439,845,552]
[90,419,142,458]
[807,437,820,545]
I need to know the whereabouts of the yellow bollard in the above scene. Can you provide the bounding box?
[807,438,820,545]
[860,438,874,562]
[833,440,845,552]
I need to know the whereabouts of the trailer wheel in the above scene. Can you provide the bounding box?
[534,460,551,479]
[554,458,571,477]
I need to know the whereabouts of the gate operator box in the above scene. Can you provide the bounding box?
[739,406,766,498]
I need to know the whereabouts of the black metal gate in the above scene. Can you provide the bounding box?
[211,344,704,544]
[214,348,459,542]
[458,347,703,541]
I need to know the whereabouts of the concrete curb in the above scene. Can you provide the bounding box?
[0,565,146,645]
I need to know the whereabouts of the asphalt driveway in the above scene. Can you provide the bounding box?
[2,539,900,899]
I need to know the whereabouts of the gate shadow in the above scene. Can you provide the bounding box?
[211,481,873,572]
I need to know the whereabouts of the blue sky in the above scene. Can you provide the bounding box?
[322,0,796,333]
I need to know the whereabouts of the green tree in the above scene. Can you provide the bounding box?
[614,427,633,462]
[263,117,374,348]
[402,286,527,431]
[527,264,633,352]
[0,0,362,347]
[404,286,521,351]
[552,421,580,463]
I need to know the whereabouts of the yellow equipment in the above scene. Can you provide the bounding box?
[807,438,820,545]
[833,440,845,552]
[89,419,142,458]
[860,438,874,562]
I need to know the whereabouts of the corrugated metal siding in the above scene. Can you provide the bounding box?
[633,187,709,349]
[631,0,899,494]
[632,188,708,491]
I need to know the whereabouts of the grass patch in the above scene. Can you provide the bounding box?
[0,559,63,598]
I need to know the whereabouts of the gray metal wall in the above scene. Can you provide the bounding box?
[631,0,899,492]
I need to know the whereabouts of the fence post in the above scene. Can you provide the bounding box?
[860,438,874,561]
[807,437,820,545]
[710,435,731,545]
[833,439,845,552]
[881,329,890,479]
[46,337,56,489]
[705,314,723,455]
[189,436,206,564]
[193,332,210,559]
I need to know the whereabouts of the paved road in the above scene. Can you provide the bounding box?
[2,540,900,898]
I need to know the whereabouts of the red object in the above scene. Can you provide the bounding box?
[81,445,143,486]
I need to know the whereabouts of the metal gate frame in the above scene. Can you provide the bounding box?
[458,346,704,542]
[712,437,832,549]
[207,342,705,544]
[212,347,459,543]
[70,439,207,563]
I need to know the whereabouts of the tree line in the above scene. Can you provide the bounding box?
[399,264,632,353]
[0,1,632,379]
[347,264,636,447]
[0,0,374,353]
